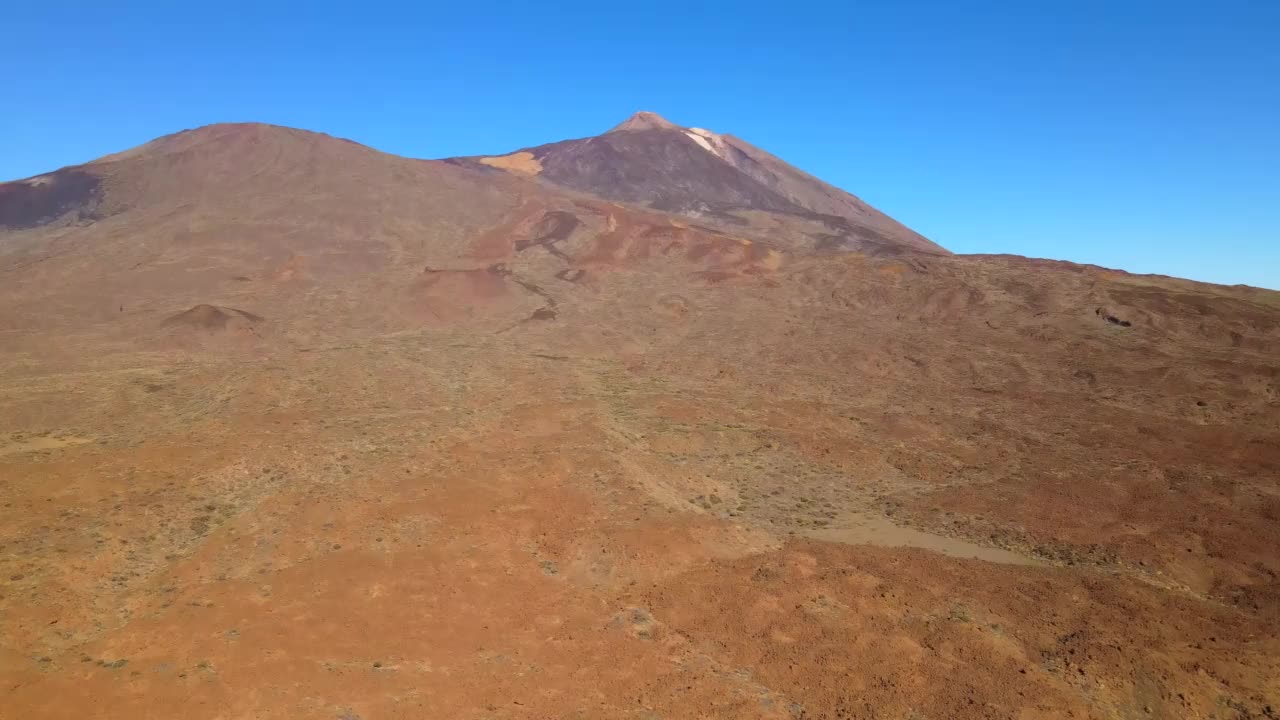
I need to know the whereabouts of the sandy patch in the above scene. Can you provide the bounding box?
[806,513,1043,566]
[479,151,543,175]
[0,435,92,456]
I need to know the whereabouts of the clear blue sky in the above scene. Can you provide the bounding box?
[4,1,1278,288]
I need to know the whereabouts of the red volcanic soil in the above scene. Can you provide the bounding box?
[0,120,1277,720]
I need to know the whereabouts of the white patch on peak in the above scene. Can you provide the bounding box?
[683,128,731,162]
[683,130,717,154]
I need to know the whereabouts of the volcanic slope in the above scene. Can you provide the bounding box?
[1,121,1278,720]
[450,111,945,255]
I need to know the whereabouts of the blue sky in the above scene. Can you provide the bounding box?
[4,1,1278,288]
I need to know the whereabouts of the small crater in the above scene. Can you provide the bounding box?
[163,304,264,331]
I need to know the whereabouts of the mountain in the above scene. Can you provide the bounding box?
[449,111,944,254]
[0,121,806,348]
[1,119,1278,720]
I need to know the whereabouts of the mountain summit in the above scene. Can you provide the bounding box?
[608,110,681,133]
[451,112,944,254]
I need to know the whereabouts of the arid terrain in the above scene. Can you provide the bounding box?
[1,114,1278,719]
